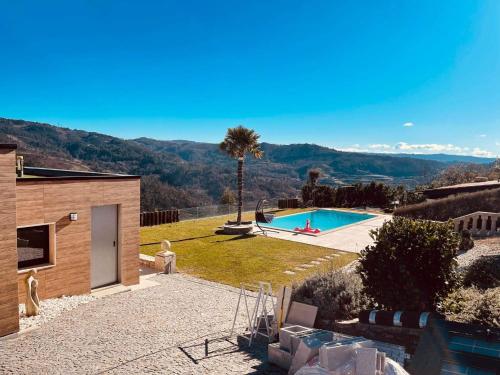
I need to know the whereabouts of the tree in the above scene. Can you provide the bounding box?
[357,217,460,311]
[219,126,263,224]
[495,157,500,182]
[220,187,236,205]
[308,169,321,188]
[307,169,322,206]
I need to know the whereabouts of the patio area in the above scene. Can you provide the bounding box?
[0,273,283,374]
[260,213,391,253]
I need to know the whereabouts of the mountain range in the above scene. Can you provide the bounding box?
[0,117,491,210]
[377,153,495,164]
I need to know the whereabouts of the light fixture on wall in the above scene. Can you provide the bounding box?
[69,212,78,221]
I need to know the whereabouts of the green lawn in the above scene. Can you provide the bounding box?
[140,209,358,289]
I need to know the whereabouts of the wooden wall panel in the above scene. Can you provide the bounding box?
[16,178,140,302]
[0,148,19,337]
[16,184,44,225]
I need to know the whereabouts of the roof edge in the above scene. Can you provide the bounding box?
[23,166,139,179]
[0,144,18,150]
[17,175,140,183]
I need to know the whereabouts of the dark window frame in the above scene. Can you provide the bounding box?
[17,224,51,269]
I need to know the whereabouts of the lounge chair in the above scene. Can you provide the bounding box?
[254,199,278,235]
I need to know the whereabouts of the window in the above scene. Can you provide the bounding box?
[17,224,54,269]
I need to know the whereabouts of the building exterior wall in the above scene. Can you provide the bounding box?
[16,178,140,302]
[0,147,19,337]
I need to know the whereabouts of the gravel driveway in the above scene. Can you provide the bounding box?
[457,236,500,270]
[0,274,284,374]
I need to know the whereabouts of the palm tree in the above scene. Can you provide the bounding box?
[220,126,263,225]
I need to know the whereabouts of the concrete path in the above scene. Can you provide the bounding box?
[0,274,284,375]
[261,214,391,253]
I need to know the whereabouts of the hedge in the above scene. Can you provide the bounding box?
[394,187,500,221]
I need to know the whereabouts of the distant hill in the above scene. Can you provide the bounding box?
[380,153,495,164]
[134,138,445,186]
[1,117,450,210]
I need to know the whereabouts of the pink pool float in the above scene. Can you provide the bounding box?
[294,219,321,234]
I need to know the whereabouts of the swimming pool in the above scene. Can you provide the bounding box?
[264,209,376,234]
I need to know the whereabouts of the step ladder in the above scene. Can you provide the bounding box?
[229,281,277,346]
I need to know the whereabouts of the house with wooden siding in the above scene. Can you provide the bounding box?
[0,144,141,337]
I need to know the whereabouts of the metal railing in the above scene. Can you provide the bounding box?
[177,198,280,222]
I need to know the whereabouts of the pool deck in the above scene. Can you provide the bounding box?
[258,212,391,253]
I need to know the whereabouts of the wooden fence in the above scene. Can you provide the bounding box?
[140,210,180,227]
[278,198,299,209]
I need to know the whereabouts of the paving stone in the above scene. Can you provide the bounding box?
[0,274,286,374]
[283,270,296,275]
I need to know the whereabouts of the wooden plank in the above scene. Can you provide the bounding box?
[0,149,19,337]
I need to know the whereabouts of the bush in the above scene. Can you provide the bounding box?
[458,230,474,252]
[357,217,460,311]
[463,255,500,290]
[301,185,335,207]
[301,180,424,209]
[292,269,370,323]
[394,187,500,221]
[439,287,500,328]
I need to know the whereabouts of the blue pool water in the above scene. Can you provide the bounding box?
[265,209,375,233]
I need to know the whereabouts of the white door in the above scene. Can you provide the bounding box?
[91,205,118,288]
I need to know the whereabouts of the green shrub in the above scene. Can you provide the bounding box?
[458,230,474,252]
[357,217,460,311]
[439,287,500,328]
[463,255,500,290]
[301,180,424,209]
[292,269,370,323]
[394,187,500,221]
[301,185,335,207]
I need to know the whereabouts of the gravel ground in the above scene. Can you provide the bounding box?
[19,294,96,331]
[457,236,500,270]
[0,274,284,375]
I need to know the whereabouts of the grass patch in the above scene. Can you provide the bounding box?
[140,209,357,288]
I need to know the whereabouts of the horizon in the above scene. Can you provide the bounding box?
[2,1,500,157]
[1,116,496,161]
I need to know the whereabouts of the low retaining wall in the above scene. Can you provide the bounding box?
[139,250,176,273]
[139,254,157,269]
[333,319,422,354]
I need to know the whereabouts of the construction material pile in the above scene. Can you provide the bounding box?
[269,326,408,375]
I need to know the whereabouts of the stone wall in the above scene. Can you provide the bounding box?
[333,320,422,354]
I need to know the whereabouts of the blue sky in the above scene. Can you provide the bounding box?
[1,0,499,156]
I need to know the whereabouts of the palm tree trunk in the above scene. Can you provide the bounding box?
[237,157,243,225]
